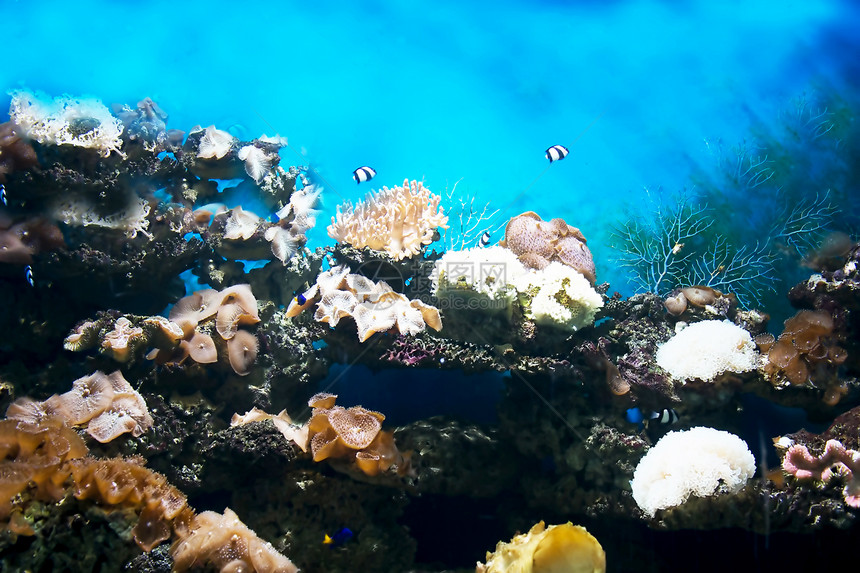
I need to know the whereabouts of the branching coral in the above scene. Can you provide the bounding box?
[327,179,448,260]
[8,89,125,157]
[5,371,154,443]
[287,265,442,342]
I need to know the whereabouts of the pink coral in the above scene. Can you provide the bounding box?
[783,439,860,507]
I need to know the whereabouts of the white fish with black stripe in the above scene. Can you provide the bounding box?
[352,166,376,184]
[478,231,491,248]
[545,144,569,163]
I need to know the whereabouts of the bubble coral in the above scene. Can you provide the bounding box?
[171,507,298,573]
[500,211,596,284]
[327,178,448,260]
[476,521,606,573]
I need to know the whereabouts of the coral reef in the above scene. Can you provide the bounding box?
[328,179,448,260]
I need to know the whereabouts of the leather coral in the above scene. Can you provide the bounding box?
[327,178,448,260]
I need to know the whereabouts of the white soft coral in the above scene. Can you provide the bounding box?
[8,89,125,157]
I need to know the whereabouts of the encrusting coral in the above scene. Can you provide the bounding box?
[327,179,448,260]
[499,211,597,284]
[287,265,442,342]
[476,520,606,573]
[5,371,153,443]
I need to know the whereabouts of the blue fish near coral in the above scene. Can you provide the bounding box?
[24,265,34,287]
[545,144,569,162]
[0,184,6,206]
[352,166,376,184]
[626,407,679,430]
[323,527,354,547]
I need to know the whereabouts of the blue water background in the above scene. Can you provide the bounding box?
[4,0,858,295]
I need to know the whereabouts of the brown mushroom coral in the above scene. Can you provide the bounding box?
[500,211,596,284]
[304,395,412,478]
[6,371,153,443]
[185,331,218,364]
[227,330,258,376]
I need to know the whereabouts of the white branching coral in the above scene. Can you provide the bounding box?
[328,179,448,260]
[8,89,125,157]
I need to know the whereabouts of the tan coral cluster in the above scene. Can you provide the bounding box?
[0,417,87,531]
[762,310,848,399]
[64,315,185,363]
[0,418,297,569]
[327,178,449,260]
[70,456,195,551]
[151,284,260,376]
[306,393,413,478]
[663,285,737,316]
[476,520,606,573]
[287,265,442,342]
[172,507,298,573]
[5,371,153,443]
[500,211,596,284]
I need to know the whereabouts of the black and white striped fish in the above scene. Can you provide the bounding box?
[626,407,679,430]
[545,145,569,163]
[352,166,376,184]
[0,184,6,206]
[478,231,491,248]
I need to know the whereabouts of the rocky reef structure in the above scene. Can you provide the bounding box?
[1,87,860,571]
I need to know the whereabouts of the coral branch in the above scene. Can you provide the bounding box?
[783,439,860,507]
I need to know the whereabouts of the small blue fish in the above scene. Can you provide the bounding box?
[545,144,569,163]
[478,231,491,248]
[352,166,376,184]
[294,292,307,306]
[323,527,353,547]
[0,184,6,206]
[626,407,679,430]
[24,265,34,287]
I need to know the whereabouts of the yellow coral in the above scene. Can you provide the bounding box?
[477,521,605,573]
[327,179,448,260]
